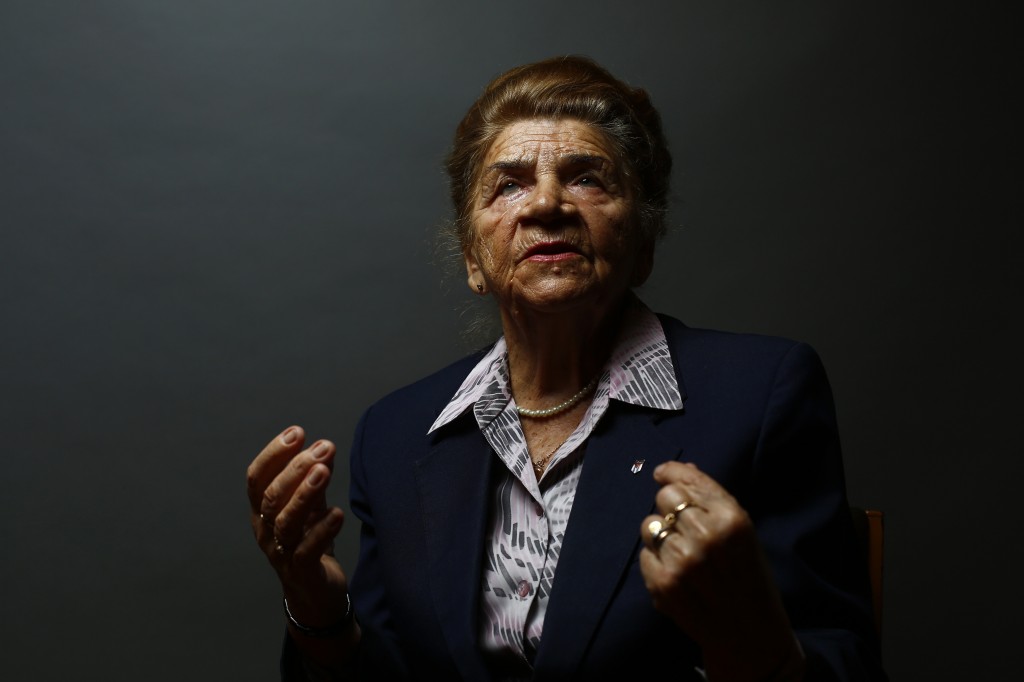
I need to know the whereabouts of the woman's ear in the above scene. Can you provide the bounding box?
[465,251,486,294]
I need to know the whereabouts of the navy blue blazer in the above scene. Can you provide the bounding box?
[283,315,886,680]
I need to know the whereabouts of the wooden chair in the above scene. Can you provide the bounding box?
[849,507,884,636]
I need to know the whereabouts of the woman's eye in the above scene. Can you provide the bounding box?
[499,181,520,196]
[576,175,601,188]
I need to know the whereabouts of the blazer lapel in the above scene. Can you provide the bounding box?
[414,417,494,681]
[533,404,687,674]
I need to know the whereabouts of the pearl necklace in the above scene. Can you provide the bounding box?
[515,375,599,419]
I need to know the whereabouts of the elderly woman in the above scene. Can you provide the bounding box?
[247,56,886,681]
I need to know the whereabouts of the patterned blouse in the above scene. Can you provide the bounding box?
[428,299,684,671]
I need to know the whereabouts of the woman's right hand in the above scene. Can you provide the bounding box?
[246,426,351,631]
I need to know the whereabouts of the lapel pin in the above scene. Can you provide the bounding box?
[631,459,645,474]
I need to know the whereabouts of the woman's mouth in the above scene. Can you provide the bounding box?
[522,241,581,262]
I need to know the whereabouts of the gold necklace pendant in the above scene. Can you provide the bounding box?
[532,436,566,479]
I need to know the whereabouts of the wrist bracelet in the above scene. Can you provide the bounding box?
[283,593,353,637]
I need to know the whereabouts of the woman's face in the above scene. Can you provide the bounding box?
[464,118,652,317]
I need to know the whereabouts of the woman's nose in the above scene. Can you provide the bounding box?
[519,179,573,222]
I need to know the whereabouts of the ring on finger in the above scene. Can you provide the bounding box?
[663,499,704,524]
[647,518,675,548]
[675,501,705,514]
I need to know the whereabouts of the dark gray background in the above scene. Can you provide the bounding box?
[1,1,1018,679]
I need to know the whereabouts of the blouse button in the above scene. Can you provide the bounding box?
[517,580,531,598]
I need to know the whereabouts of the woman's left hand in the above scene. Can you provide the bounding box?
[639,461,805,681]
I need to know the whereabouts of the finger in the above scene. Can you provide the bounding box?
[654,486,713,533]
[260,458,331,561]
[247,426,306,512]
[291,507,345,569]
[641,508,702,569]
[641,513,678,553]
[639,536,692,581]
[653,461,722,491]
[656,524,705,569]
[260,439,336,519]
[654,463,735,517]
[639,545,663,590]
[654,494,756,574]
[638,540,699,613]
[274,459,335,549]
[253,440,335,558]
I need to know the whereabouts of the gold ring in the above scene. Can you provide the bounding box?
[647,518,675,548]
[664,501,702,526]
[673,501,694,515]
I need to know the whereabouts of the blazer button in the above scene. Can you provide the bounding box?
[517,580,531,598]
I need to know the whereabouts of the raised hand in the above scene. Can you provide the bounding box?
[247,426,351,632]
[640,461,804,681]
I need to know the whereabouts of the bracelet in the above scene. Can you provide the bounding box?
[283,594,354,637]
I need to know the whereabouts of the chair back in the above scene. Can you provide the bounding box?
[850,507,884,637]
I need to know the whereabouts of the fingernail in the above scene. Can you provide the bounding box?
[281,427,298,445]
[312,441,331,460]
[307,467,325,487]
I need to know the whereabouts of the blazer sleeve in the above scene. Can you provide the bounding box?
[747,342,887,681]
